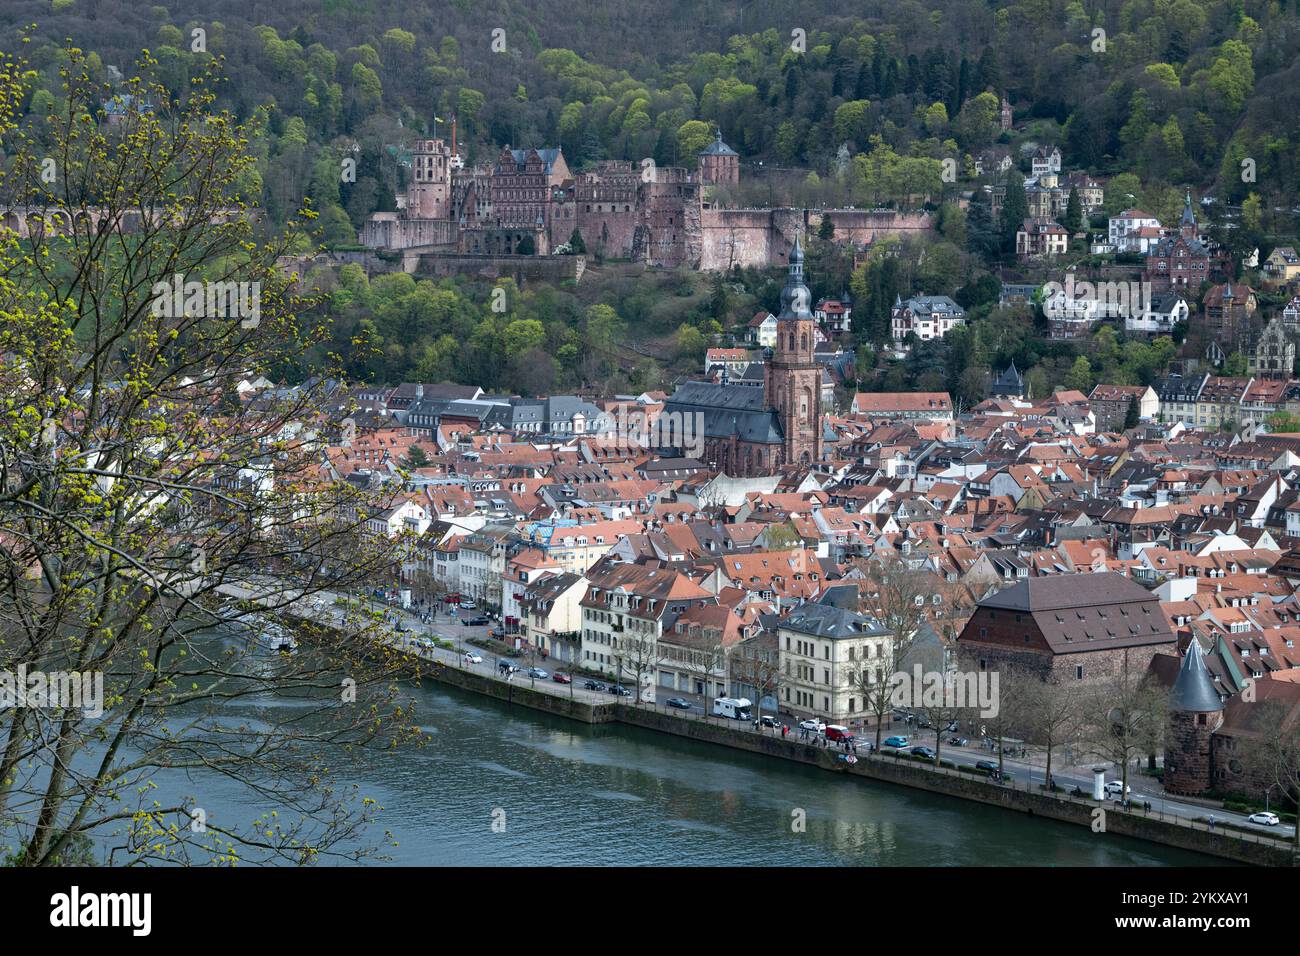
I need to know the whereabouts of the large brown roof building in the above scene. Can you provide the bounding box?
[956,572,1176,683]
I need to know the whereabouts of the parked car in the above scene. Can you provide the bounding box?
[497,660,520,675]
[910,746,937,759]
[883,735,910,748]
[975,760,999,774]
[1104,781,1131,795]
[583,680,606,691]
[459,599,477,610]
[760,715,782,729]
[609,685,633,697]
[798,719,826,733]
[552,672,571,684]
[463,651,483,663]
[1247,811,1280,826]
[665,697,692,709]
[948,736,970,747]
[465,615,490,627]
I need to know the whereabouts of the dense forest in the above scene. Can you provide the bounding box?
[3,0,1300,401]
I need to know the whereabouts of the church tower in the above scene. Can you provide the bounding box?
[1163,638,1223,796]
[1179,189,1198,241]
[766,236,822,466]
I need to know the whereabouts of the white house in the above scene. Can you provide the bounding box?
[777,597,893,723]
[1127,291,1189,335]
[746,311,778,347]
[1108,210,1163,253]
[891,295,966,346]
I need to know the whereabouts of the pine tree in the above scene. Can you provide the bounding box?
[1123,395,1140,430]
[999,174,1029,256]
[1064,187,1083,233]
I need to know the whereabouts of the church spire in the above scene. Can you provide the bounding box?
[778,235,812,319]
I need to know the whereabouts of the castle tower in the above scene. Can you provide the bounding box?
[698,130,740,186]
[408,138,453,220]
[1163,638,1223,796]
[767,236,822,466]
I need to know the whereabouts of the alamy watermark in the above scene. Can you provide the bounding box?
[1,664,104,718]
[150,273,261,328]
[888,665,1000,718]
[592,406,705,460]
[1041,275,1153,322]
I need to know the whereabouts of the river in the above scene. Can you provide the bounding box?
[155,669,1221,867]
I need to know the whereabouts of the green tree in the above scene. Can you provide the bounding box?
[1223,351,1249,377]
[1123,395,1140,430]
[0,49,417,866]
[1064,187,1083,234]
[999,174,1028,256]
[1064,355,1093,393]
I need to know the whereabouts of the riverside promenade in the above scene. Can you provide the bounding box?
[218,577,1298,867]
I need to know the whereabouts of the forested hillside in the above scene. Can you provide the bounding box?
[4,1,1299,231]
[2,1,1299,402]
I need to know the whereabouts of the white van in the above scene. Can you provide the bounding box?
[711,697,753,720]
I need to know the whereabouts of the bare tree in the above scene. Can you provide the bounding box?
[981,664,1032,778]
[611,629,665,705]
[916,685,969,767]
[0,51,420,865]
[1235,694,1300,847]
[856,554,940,749]
[1019,676,1085,791]
[1082,650,1166,801]
[729,630,781,726]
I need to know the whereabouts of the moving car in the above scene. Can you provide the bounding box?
[459,599,477,610]
[825,725,854,742]
[798,718,826,733]
[665,697,692,709]
[910,746,937,759]
[583,679,607,691]
[760,715,782,729]
[975,760,999,774]
[463,651,483,663]
[497,660,520,675]
[883,735,909,748]
[465,616,490,627]
[414,637,437,650]
[552,672,571,684]
[948,736,970,747]
[1247,811,1280,826]
[1104,781,1131,795]
[526,667,548,679]
[609,685,633,697]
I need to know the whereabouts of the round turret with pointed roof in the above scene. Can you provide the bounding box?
[1169,639,1222,713]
